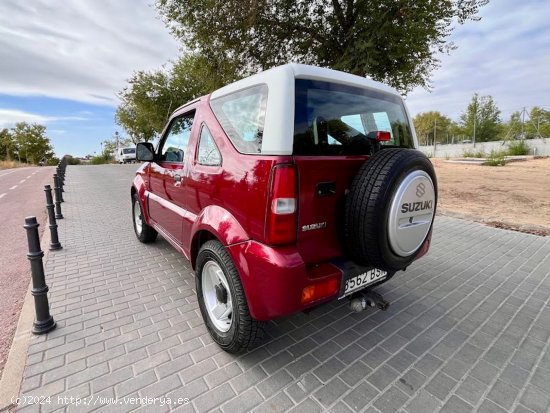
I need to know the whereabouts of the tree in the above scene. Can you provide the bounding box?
[10,123,55,164]
[102,132,132,158]
[499,111,522,140]
[0,128,13,160]
[116,54,237,142]
[459,94,502,143]
[156,0,488,93]
[413,111,453,145]
[527,107,550,138]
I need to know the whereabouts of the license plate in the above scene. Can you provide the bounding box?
[343,268,387,296]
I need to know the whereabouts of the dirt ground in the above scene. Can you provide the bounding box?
[432,157,550,236]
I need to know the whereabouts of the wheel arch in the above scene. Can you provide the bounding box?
[131,175,151,224]
[189,205,250,269]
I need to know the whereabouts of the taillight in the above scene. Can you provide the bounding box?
[266,164,297,245]
[301,278,340,305]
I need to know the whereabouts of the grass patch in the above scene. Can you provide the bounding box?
[0,160,28,169]
[506,140,530,156]
[90,155,113,165]
[463,149,486,158]
[483,150,506,166]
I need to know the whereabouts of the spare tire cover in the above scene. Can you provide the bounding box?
[344,148,437,272]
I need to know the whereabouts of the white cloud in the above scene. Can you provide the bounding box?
[0,109,86,127]
[0,0,179,105]
[1,0,548,127]
[0,109,53,127]
[405,0,550,121]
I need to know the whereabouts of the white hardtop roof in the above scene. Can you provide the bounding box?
[211,63,400,99]
[209,63,414,155]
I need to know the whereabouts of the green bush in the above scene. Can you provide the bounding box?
[65,155,81,165]
[484,150,506,166]
[90,155,112,165]
[506,140,529,156]
[463,149,486,158]
[46,157,60,166]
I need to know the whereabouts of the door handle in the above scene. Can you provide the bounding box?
[174,174,182,183]
[316,181,336,196]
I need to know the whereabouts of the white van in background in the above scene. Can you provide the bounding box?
[116,147,136,164]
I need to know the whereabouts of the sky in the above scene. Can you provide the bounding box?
[0,0,549,157]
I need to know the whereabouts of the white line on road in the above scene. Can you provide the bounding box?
[0,193,6,199]
[0,170,16,178]
[19,179,25,184]
[26,175,31,179]
[9,185,17,190]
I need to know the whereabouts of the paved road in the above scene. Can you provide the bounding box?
[0,166,55,379]
[16,165,550,413]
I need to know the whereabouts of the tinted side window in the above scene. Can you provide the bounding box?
[160,112,195,162]
[210,85,268,154]
[197,125,221,166]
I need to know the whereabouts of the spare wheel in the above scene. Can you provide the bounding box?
[344,148,437,272]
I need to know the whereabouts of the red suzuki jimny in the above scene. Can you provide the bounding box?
[132,64,437,353]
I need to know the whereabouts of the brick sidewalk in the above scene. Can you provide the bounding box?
[16,165,550,413]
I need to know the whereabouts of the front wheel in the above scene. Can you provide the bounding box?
[196,240,264,353]
[132,194,158,243]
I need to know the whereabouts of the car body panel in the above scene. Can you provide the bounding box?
[131,63,433,322]
[293,155,370,265]
[226,240,343,320]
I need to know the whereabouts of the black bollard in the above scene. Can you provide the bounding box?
[57,166,65,185]
[24,217,56,335]
[53,175,64,219]
[44,185,62,251]
[54,174,64,203]
[57,168,65,192]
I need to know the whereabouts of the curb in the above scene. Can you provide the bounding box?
[0,220,55,412]
[437,208,550,236]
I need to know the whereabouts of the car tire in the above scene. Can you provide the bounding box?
[345,148,437,272]
[196,240,265,353]
[132,194,158,243]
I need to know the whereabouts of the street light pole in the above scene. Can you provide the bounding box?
[473,105,477,148]
[434,118,437,155]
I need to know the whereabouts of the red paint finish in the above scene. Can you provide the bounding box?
[227,241,342,320]
[293,156,369,265]
[133,95,433,322]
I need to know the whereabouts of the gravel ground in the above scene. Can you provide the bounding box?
[433,157,550,236]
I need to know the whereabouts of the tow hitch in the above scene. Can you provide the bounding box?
[350,290,389,312]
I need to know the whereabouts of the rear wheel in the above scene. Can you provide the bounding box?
[132,194,158,243]
[196,240,264,353]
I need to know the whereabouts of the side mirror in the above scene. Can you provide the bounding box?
[136,142,155,162]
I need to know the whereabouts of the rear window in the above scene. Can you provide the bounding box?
[210,85,268,154]
[293,80,414,155]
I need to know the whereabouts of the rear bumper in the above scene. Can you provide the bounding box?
[227,230,433,321]
[227,241,343,321]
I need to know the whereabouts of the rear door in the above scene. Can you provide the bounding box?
[148,110,196,243]
[292,79,415,265]
[293,155,367,264]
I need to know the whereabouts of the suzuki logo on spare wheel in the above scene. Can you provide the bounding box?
[388,170,436,257]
